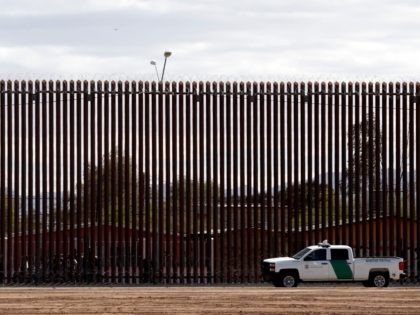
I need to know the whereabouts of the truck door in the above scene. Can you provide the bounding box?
[329,248,353,280]
[301,249,329,281]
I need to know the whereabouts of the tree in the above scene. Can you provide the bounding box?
[347,115,383,192]
[80,147,149,224]
[280,182,334,210]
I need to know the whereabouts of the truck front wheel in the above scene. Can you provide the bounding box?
[273,272,299,287]
[369,272,389,288]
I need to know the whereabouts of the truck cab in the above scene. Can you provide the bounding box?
[262,241,406,287]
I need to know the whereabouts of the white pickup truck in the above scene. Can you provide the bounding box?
[262,241,406,287]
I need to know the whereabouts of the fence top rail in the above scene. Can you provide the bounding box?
[0,90,419,97]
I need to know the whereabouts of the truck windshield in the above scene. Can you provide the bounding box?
[292,247,312,260]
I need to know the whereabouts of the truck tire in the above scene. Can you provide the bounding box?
[369,272,389,288]
[273,272,299,287]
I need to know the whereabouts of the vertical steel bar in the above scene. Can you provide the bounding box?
[293,82,299,253]
[178,82,185,284]
[286,82,293,255]
[206,82,212,282]
[375,83,381,256]
[259,82,265,261]
[253,82,259,281]
[184,82,192,283]
[226,82,232,283]
[103,81,110,283]
[110,81,117,283]
[361,83,368,256]
[192,81,198,283]
[88,81,96,281]
[246,82,252,281]
[0,80,4,284]
[6,80,12,283]
[55,80,61,263]
[280,83,286,254]
[69,81,75,278]
[165,82,171,283]
[198,81,205,283]
[157,82,164,284]
[327,82,333,243]
[34,80,41,282]
[368,82,374,255]
[415,83,420,281]
[185,82,191,283]
[117,81,124,283]
[41,80,48,282]
[334,82,340,244]
[300,82,306,248]
[83,81,90,282]
[124,81,131,284]
[63,81,69,278]
[348,83,354,249]
[97,81,103,282]
[388,83,394,257]
[21,81,27,281]
[381,83,388,257]
[395,82,401,257]
[341,82,347,245]
[402,83,408,265]
[320,82,327,241]
[130,81,136,283]
[77,80,83,279]
[219,82,226,282]
[314,83,319,244]
[232,82,239,281]
[409,83,415,278]
[307,82,313,245]
[150,81,157,283]
[28,81,34,280]
[137,81,144,283]
[172,81,178,283]
[14,80,20,280]
[266,82,272,255]
[90,81,97,281]
[354,83,361,256]
[239,82,246,282]
[212,81,219,282]
[273,82,279,256]
[48,80,54,267]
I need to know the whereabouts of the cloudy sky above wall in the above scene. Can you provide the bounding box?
[0,0,420,81]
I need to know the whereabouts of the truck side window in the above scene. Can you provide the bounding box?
[304,249,326,261]
[330,249,349,260]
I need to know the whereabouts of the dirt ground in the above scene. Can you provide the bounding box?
[0,286,420,314]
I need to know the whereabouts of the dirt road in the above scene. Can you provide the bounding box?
[0,286,419,314]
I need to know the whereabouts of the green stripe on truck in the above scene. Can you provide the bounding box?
[330,260,353,279]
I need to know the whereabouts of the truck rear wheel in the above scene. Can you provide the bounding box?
[369,272,389,288]
[273,272,299,287]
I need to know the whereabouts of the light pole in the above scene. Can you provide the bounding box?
[150,51,172,83]
[150,60,159,81]
[161,51,172,82]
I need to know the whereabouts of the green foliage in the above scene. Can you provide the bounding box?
[280,182,334,210]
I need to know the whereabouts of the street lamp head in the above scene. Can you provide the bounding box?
[150,60,156,65]
[164,51,172,58]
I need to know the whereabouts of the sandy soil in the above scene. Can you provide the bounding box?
[0,286,419,314]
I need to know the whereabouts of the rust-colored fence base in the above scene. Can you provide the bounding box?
[0,80,419,284]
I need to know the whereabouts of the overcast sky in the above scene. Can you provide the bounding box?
[1,0,420,81]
